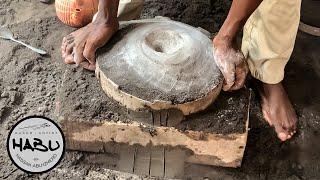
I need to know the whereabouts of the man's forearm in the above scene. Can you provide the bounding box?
[95,0,119,24]
[216,0,262,42]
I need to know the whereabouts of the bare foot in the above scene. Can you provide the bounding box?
[61,16,119,71]
[256,81,297,141]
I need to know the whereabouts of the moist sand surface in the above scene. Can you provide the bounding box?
[178,90,248,135]
[57,62,247,135]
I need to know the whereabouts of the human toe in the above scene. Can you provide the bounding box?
[275,124,291,141]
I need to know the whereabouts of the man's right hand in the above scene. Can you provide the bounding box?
[212,36,249,91]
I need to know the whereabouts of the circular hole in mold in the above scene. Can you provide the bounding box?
[144,29,185,54]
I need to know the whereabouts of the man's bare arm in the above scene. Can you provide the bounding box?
[213,0,262,91]
[94,0,119,24]
[216,0,262,42]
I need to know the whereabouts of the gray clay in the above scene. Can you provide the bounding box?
[97,20,223,104]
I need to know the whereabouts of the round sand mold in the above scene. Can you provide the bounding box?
[96,19,223,115]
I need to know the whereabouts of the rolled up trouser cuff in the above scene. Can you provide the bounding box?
[247,57,287,84]
[241,0,301,84]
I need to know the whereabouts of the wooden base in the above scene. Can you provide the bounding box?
[61,119,249,166]
[55,68,250,178]
[59,118,249,178]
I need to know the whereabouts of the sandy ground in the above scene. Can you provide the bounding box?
[0,0,320,179]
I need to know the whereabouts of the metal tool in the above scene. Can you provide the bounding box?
[0,26,47,55]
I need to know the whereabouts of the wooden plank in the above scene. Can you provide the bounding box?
[160,110,168,126]
[126,109,184,127]
[133,146,151,176]
[167,108,184,127]
[152,111,161,126]
[82,153,118,169]
[127,110,153,125]
[150,147,165,177]
[118,146,135,173]
[164,149,185,178]
[61,119,248,167]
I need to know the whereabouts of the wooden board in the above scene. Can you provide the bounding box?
[55,68,251,178]
[60,119,249,167]
[59,116,249,178]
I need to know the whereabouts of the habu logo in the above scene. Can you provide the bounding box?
[7,116,65,173]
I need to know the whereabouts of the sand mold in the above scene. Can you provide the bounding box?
[98,23,222,104]
[57,63,246,134]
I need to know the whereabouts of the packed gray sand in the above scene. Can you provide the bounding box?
[57,64,247,135]
[179,90,248,134]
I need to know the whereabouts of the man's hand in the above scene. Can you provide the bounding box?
[61,20,119,71]
[61,0,119,71]
[213,36,249,91]
[210,0,262,91]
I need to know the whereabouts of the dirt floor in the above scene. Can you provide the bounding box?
[0,0,320,179]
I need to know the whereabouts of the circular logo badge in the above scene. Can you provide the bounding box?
[7,116,65,173]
